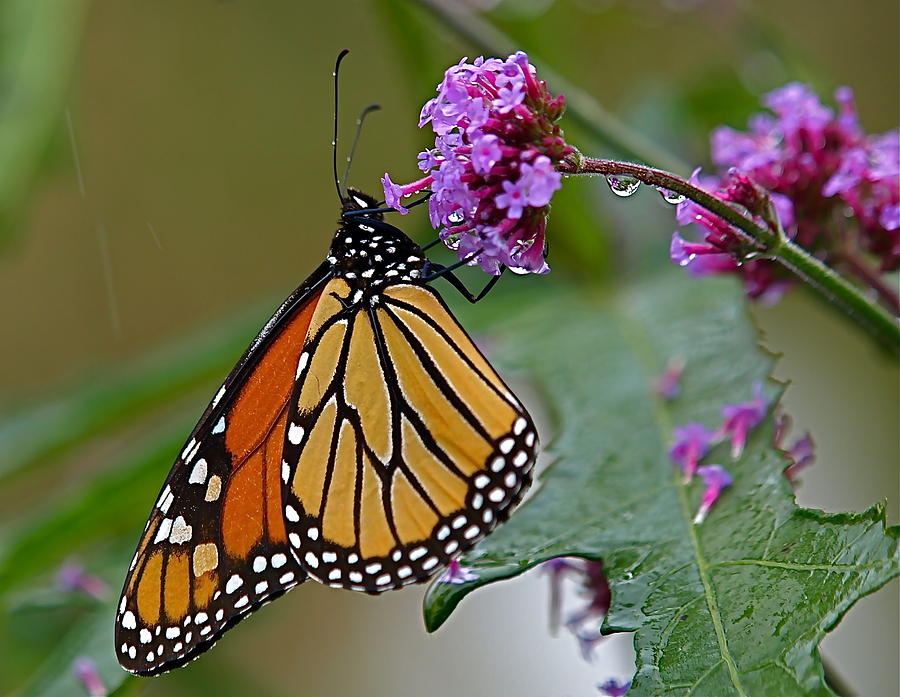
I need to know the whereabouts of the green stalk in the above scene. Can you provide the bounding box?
[562,156,900,355]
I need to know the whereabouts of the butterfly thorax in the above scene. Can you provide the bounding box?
[326,217,428,301]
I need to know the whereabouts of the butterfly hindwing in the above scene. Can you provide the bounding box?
[280,280,538,593]
[115,266,331,675]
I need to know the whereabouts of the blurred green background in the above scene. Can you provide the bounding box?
[0,1,897,695]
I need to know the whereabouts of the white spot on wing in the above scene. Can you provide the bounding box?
[295,353,309,379]
[168,516,192,544]
[288,423,304,445]
[188,459,208,484]
[204,475,222,502]
[156,485,171,510]
[180,439,196,461]
[225,575,243,594]
[154,518,173,543]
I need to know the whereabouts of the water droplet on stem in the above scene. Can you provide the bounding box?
[606,174,641,197]
[657,187,686,205]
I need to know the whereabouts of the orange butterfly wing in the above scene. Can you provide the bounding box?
[280,280,538,592]
[115,267,328,675]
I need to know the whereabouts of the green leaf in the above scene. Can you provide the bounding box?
[0,423,188,598]
[424,271,899,697]
[0,0,87,243]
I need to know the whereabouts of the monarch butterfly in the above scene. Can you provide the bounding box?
[115,52,538,676]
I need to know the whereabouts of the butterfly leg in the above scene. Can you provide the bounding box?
[423,262,505,304]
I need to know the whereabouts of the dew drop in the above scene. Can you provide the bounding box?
[443,232,461,250]
[606,174,640,197]
[447,211,464,224]
[658,187,686,205]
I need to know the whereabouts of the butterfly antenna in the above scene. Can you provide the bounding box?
[341,103,381,194]
[333,49,351,201]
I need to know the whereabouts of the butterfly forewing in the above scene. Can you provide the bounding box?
[280,278,538,593]
[115,268,330,675]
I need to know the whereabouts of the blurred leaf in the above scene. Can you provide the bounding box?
[376,0,450,98]
[0,0,87,243]
[0,423,187,598]
[15,605,136,697]
[679,66,763,138]
[424,272,899,697]
[0,300,274,483]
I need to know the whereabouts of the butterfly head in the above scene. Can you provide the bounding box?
[340,188,383,220]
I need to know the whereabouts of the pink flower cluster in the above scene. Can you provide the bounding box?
[673,82,899,301]
[382,52,571,274]
[671,170,795,304]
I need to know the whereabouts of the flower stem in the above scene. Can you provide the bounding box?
[771,237,900,352]
[560,155,778,247]
[562,155,900,355]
